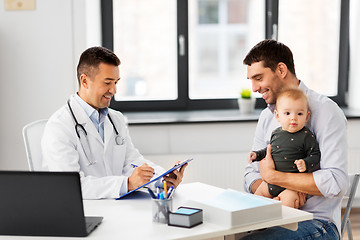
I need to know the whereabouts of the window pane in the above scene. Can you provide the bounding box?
[189,0,265,99]
[278,0,340,96]
[228,0,247,23]
[199,0,219,24]
[112,0,177,101]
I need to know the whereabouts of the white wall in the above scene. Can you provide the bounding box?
[0,0,101,170]
[128,122,256,191]
[0,0,73,169]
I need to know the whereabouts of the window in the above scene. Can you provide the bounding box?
[278,0,340,97]
[112,0,178,101]
[102,0,348,112]
[269,0,349,106]
[189,0,256,99]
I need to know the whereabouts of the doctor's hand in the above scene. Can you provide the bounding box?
[163,161,188,189]
[259,144,276,183]
[128,164,154,191]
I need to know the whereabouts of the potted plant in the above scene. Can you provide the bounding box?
[237,88,256,114]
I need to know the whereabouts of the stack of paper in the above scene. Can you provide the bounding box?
[184,189,282,228]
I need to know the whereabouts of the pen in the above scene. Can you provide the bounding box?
[147,188,157,199]
[163,181,167,197]
[159,192,164,200]
[156,186,160,199]
[168,188,175,199]
[167,186,174,198]
[131,163,155,175]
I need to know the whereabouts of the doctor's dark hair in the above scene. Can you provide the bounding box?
[243,39,296,77]
[77,46,121,83]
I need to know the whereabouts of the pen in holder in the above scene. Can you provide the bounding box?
[152,197,172,223]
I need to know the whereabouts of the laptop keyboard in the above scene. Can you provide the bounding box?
[86,220,100,233]
[86,222,94,229]
[85,216,103,234]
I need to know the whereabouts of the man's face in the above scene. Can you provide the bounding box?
[81,63,120,111]
[247,61,284,105]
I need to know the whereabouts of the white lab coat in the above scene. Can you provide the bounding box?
[41,95,165,199]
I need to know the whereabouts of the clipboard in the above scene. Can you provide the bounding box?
[116,158,193,200]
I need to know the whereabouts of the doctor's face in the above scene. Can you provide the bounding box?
[81,63,120,111]
[247,61,284,105]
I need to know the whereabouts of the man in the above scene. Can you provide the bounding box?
[42,46,186,199]
[242,40,348,239]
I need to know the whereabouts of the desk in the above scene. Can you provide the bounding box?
[0,182,312,240]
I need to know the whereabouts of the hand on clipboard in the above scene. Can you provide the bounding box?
[163,159,191,188]
[116,158,193,200]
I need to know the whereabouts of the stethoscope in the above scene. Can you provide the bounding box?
[67,99,125,166]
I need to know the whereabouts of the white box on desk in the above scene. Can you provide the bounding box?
[183,189,282,228]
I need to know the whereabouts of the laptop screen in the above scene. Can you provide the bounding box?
[0,171,100,237]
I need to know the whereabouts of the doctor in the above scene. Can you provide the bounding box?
[42,46,187,199]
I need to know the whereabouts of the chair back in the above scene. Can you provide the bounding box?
[22,119,48,171]
[341,173,360,239]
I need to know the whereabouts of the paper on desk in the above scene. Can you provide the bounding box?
[203,189,274,211]
[184,189,282,228]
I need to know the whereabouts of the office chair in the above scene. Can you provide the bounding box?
[22,119,48,171]
[341,173,360,240]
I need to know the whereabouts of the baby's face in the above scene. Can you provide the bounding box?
[274,97,310,133]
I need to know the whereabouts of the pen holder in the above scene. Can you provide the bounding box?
[152,198,173,224]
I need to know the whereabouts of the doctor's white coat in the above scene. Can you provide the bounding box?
[41,95,165,199]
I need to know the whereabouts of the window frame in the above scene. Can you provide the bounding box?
[266,0,349,107]
[101,0,348,112]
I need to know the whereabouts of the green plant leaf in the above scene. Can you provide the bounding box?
[240,89,252,98]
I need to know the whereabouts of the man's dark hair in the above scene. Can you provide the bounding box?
[243,39,296,76]
[77,46,121,83]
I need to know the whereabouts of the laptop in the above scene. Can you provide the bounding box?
[0,171,103,237]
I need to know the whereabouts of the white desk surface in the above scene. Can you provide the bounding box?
[0,182,312,240]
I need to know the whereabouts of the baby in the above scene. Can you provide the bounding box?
[249,88,320,208]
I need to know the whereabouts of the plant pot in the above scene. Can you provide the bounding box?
[237,98,256,114]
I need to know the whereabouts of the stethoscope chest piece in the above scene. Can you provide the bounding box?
[115,136,125,145]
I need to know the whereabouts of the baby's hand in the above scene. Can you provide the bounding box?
[249,152,257,163]
[294,159,306,172]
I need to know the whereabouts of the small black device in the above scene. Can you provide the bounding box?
[168,207,203,228]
